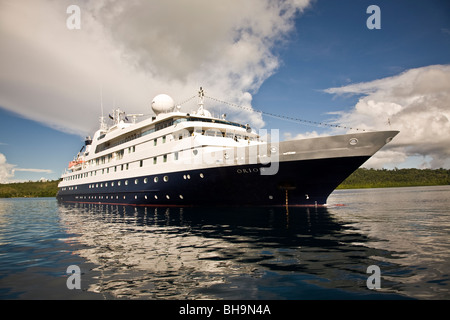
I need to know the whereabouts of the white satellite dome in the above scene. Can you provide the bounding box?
[151,94,175,115]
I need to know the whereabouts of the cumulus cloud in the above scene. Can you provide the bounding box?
[0,0,311,135]
[0,153,53,183]
[324,64,450,169]
[0,153,15,183]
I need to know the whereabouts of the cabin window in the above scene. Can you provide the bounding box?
[140,160,143,167]
[205,130,219,136]
[153,157,157,165]
[163,154,167,163]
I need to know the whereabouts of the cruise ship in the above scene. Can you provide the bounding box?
[57,88,398,206]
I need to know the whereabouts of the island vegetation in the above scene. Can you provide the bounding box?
[0,168,449,198]
[0,179,61,198]
[336,168,450,189]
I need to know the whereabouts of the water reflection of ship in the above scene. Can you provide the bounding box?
[58,203,406,299]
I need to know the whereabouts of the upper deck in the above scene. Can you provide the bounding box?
[60,90,264,184]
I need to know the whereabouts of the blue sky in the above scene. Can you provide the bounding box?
[1,0,450,182]
[255,0,450,132]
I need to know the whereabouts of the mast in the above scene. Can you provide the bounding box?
[198,87,205,113]
[99,87,108,131]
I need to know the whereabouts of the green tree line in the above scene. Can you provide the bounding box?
[337,168,450,189]
[0,180,61,198]
[0,168,449,198]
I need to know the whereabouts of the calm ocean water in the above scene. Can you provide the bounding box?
[1,185,449,300]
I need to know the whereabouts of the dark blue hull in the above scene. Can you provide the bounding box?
[56,155,369,206]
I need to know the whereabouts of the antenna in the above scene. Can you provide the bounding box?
[100,86,104,117]
[99,86,108,131]
[197,87,205,115]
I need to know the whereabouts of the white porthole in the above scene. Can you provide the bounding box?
[349,138,358,145]
[179,195,184,199]
[269,195,273,200]
[166,195,170,199]
[144,178,148,184]
[163,176,169,182]
[199,173,204,178]
[125,180,129,185]
[154,177,158,183]
[135,195,138,199]
[154,195,158,199]
[135,179,139,184]
[145,195,148,200]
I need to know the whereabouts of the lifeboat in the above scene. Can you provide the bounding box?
[68,160,84,169]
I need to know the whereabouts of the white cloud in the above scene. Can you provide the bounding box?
[0,0,312,136]
[0,153,15,183]
[0,152,53,183]
[12,168,53,174]
[324,64,450,169]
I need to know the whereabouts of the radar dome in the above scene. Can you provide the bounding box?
[151,94,175,115]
